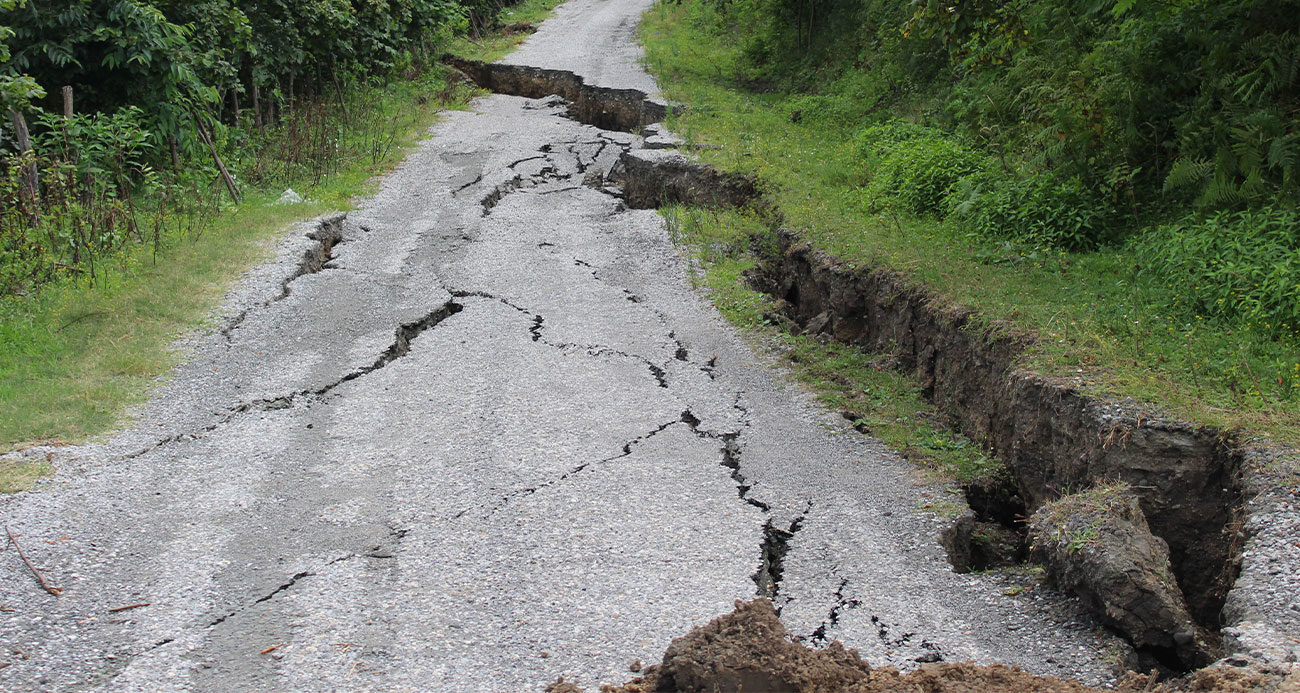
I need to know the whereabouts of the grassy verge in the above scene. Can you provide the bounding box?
[0,0,562,486]
[665,204,1001,485]
[447,0,561,63]
[642,2,1300,445]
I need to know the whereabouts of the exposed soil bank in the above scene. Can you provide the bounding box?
[551,599,1297,692]
[610,149,761,210]
[443,56,667,132]
[745,230,1300,670]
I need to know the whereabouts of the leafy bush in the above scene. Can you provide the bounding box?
[1135,209,1300,341]
[858,124,986,216]
[852,119,940,158]
[947,172,1115,251]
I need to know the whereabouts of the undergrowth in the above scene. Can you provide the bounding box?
[643,1,1300,444]
[0,0,561,487]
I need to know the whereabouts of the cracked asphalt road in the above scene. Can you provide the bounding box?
[1,1,1128,690]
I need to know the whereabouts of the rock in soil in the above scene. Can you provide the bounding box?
[1029,482,1207,668]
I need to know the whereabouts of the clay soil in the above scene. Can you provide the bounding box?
[547,600,1294,693]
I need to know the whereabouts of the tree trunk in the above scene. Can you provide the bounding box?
[8,109,39,220]
[332,64,351,123]
[252,83,264,130]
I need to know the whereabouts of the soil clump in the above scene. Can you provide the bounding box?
[552,600,1168,693]
[1029,483,1211,670]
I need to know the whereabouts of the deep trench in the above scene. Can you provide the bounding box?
[757,233,1249,671]
[436,65,1253,664]
[442,56,667,133]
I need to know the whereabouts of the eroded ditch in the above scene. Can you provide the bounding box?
[751,234,1252,670]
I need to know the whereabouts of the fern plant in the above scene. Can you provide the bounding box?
[1164,32,1300,209]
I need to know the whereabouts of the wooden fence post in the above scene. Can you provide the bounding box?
[8,108,40,219]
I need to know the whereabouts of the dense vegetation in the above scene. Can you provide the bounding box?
[643,0,1299,438]
[0,0,551,454]
[696,0,1299,337]
[0,0,529,296]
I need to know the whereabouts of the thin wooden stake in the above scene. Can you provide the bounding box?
[4,526,62,597]
[193,117,241,205]
[62,86,73,118]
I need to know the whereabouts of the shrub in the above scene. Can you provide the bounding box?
[859,125,986,216]
[1134,208,1300,341]
[947,172,1115,251]
[852,119,941,159]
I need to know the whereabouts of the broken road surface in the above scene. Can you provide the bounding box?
[1,0,1127,689]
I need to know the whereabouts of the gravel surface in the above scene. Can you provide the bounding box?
[0,2,1133,690]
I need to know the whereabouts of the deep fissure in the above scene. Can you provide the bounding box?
[753,512,808,602]
[559,125,1252,668]
[443,56,668,133]
[240,299,466,411]
[808,577,862,645]
[754,233,1249,669]
[126,299,464,461]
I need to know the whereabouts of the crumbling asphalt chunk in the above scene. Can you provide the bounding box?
[221,214,347,344]
[608,149,762,210]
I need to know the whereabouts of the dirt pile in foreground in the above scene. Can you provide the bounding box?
[548,600,1298,693]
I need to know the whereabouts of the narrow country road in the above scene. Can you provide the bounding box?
[2,1,1123,690]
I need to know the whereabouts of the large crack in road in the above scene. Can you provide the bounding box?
[0,0,1133,690]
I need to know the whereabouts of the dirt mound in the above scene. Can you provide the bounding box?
[561,599,1132,693]
[547,599,1300,691]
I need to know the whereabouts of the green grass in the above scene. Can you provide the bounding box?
[642,1,1300,445]
[1030,481,1139,555]
[0,451,53,494]
[0,1,563,478]
[447,0,563,63]
[665,205,1002,485]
